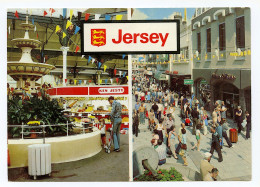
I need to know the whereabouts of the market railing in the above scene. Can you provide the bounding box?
[7,121,95,142]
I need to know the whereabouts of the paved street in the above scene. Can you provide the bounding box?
[9,134,129,182]
[132,97,251,181]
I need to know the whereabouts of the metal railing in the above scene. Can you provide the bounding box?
[7,121,95,143]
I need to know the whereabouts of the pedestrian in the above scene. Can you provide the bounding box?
[152,102,159,119]
[221,101,227,121]
[204,168,219,181]
[155,139,167,166]
[155,119,164,142]
[152,129,160,146]
[148,109,155,130]
[212,108,218,126]
[158,101,163,120]
[135,101,140,111]
[200,152,214,181]
[200,107,208,135]
[191,124,201,151]
[220,119,233,148]
[245,111,251,139]
[135,90,138,102]
[169,103,175,119]
[216,122,223,148]
[210,126,223,162]
[133,110,139,137]
[235,106,243,133]
[138,103,146,125]
[168,126,178,159]
[191,107,199,135]
[179,128,188,166]
[108,96,122,152]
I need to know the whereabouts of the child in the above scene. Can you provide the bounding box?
[192,124,201,151]
[99,118,106,148]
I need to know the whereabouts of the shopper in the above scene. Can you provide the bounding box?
[108,96,122,152]
[168,126,178,159]
[235,106,243,133]
[191,107,199,135]
[155,139,167,166]
[155,119,164,142]
[138,103,146,125]
[179,128,188,166]
[220,120,233,148]
[204,168,219,181]
[152,102,159,119]
[133,110,139,137]
[221,101,227,121]
[245,111,251,139]
[200,152,214,181]
[191,124,201,151]
[210,126,223,162]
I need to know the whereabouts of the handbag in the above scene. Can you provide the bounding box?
[181,143,187,150]
[185,118,191,124]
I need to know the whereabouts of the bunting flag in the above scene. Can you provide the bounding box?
[105,15,111,20]
[123,72,126,77]
[116,15,123,20]
[49,8,55,16]
[34,25,36,32]
[212,55,215,58]
[110,79,113,84]
[89,80,92,83]
[98,62,102,69]
[74,80,77,85]
[43,10,48,17]
[63,32,67,39]
[88,56,92,62]
[84,80,87,84]
[99,79,102,84]
[119,71,122,77]
[104,65,107,72]
[248,50,251,55]
[36,32,39,39]
[55,25,61,33]
[66,20,72,29]
[74,25,80,35]
[92,58,95,64]
[105,79,108,84]
[15,11,19,19]
[95,14,101,20]
[32,18,34,25]
[126,76,128,80]
[122,54,126,59]
[116,78,119,83]
[75,45,80,53]
[85,13,90,21]
[63,8,67,19]
[79,80,82,84]
[81,55,85,59]
[70,10,73,21]
[114,69,117,76]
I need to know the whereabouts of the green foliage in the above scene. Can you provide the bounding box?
[134,167,184,181]
[8,96,70,138]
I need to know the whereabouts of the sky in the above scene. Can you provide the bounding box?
[132,8,196,24]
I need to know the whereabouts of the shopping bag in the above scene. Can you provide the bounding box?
[185,118,191,124]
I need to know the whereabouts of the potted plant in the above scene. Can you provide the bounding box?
[27,121,41,138]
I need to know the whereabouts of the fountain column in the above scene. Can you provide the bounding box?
[61,46,70,86]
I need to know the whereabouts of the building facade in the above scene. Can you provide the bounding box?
[167,12,193,94]
[191,8,251,117]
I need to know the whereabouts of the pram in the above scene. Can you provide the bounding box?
[105,128,113,154]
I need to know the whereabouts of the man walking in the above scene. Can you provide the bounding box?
[235,106,243,133]
[108,96,122,152]
[200,152,214,180]
[191,107,199,135]
[210,126,223,162]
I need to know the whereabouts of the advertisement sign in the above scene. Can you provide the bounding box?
[81,20,180,54]
[89,86,128,95]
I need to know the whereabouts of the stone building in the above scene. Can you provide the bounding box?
[191,8,251,118]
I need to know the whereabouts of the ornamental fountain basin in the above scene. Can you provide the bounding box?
[8,128,102,168]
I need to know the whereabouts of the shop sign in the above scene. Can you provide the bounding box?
[200,80,207,84]
[184,79,194,85]
[81,20,180,54]
[89,86,128,95]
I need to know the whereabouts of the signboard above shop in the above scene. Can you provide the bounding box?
[81,20,180,54]
[184,79,194,85]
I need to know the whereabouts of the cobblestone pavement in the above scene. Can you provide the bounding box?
[132,97,251,181]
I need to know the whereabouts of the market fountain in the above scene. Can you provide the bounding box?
[7,15,55,93]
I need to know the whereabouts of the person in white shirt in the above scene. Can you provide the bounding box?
[155,139,167,166]
[158,101,164,120]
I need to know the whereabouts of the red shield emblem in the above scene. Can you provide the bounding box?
[91,29,106,47]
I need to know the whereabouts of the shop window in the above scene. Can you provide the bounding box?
[236,16,245,49]
[206,28,211,53]
[219,23,226,51]
[197,32,201,53]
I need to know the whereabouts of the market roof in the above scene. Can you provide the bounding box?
[7,8,128,73]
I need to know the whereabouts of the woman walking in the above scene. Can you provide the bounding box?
[180,128,188,166]
[138,103,146,125]
[168,126,178,159]
[155,119,164,142]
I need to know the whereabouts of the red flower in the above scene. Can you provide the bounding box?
[148,172,152,176]
[134,178,137,181]
[158,171,162,174]
[171,175,175,178]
